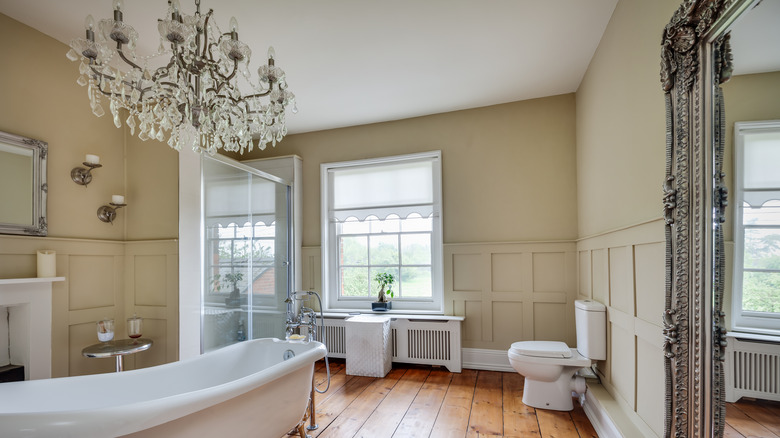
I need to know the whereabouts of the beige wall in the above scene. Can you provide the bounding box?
[0,13,179,376]
[241,94,579,246]
[575,0,681,435]
[245,94,579,351]
[576,0,678,238]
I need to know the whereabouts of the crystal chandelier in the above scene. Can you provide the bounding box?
[67,0,296,154]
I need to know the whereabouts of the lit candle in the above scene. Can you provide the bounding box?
[85,154,100,165]
[112,195,125,205]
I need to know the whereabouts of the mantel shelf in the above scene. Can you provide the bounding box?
[0,277,65,285]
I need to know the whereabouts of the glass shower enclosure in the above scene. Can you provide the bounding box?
[201,155,291,353]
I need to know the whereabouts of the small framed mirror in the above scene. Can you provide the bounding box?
[0,130,47,236]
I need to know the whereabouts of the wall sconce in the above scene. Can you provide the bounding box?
[72,154,102,186]
[97,195,126,224]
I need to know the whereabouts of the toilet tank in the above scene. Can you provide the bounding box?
[575,299,607,360]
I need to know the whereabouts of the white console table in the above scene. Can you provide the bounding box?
[0,277,64,380]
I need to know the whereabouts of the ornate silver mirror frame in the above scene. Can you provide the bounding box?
[0,130,47,236]
[661,0,759,436]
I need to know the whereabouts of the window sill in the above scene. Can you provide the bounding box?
[322,311,463,321]
[727,331,780,344]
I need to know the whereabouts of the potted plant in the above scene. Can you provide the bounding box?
[372,272,395,311]
[224,271,244,307]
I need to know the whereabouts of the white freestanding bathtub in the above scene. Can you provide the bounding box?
[0,338,326,438]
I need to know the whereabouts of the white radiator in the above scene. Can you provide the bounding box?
[725,335,780,403]
[315,316,462,372]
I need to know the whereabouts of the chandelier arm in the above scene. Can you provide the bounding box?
[201,11,214,60]
[116,42,142,71]
[243,90,273,99]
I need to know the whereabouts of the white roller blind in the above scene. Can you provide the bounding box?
[329,157,438,222]
[744,131,780,189]
[205,175,277,227]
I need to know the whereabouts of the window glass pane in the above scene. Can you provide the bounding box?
[218,224,235,238]
[743,200,780,226]
[254,223,275,237]
[376,215,400,233]
[340,217,370,235]
[218,240,233,263]
[402,234,431,264]
[742,271,780,313]
[233,240,250,262]
[340,267,369,297]
[252,266,275,295]
[401,214,433,232]
[744,131,780,189]
[340,236,368,265]
[744,228,780,270]
[370,267,399,298]
[370,235,399,265]
[401,267,432,298]
[235,223,252,238]
[253,240,274,262]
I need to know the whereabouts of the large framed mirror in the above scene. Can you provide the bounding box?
[661,0,779,436]
[0,131,47,236]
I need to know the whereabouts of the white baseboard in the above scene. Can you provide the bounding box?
[461,348,514,372]
[581,386,622,438]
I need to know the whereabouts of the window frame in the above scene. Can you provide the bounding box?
[731,120,780,336]
[321,151,443,313]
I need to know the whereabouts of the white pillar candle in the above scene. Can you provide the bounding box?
[112,195,125,204]
[36,250,56,278]
[85,154,100,165]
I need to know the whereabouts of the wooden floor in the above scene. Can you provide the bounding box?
[289,359,598,438]
[726,398,780,438]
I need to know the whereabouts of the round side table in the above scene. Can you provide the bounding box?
[82,338,153,372]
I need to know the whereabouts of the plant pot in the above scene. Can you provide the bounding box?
[372,301,392,311]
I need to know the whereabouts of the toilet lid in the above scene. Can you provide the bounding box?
[509,341,572,358]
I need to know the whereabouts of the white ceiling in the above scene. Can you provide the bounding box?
[729,0,780,76]
[0,0,619,134]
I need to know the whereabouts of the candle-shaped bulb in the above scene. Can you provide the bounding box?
[267,46,275,60]
[171,0,180,13]
[229,16,239,33]
[85,14,95,30]
[112,195,125,205]
[113,0,124,11]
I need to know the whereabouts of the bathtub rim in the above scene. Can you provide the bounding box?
[0,338,326,437]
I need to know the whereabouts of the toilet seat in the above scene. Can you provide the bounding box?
[510,341,571,358]
[508,341,591,367]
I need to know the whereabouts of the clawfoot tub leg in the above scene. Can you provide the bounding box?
[307,374,318,431]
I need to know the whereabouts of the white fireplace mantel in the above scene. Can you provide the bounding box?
[0,277,64,380]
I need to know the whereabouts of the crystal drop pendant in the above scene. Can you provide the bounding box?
[126,114,136,135]
[79,61,89,75]
[66,49,79,61]
[77,75,88,87]
[92,104,105,117]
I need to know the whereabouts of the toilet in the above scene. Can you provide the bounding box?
[507,299,606,411]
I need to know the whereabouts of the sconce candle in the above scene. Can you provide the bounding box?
[85,154,100,165]
[111,195,125,205]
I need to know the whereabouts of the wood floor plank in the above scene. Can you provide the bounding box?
[466,371,504,437]
[304,362,607,438]
[725,403,780,438]
[311,375,375,437]
[570,399,598,438]
[356,368,431,438]
[317,368,407,438]
[724,423,745,438]
[429,369,479,438]
[536,409,579,438]
[730,400,780,436]
[502,372,540,437]
[393,370,454,438]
